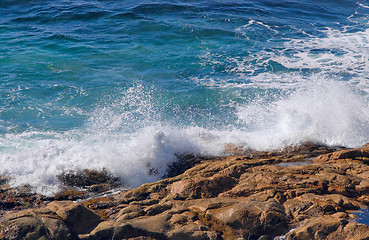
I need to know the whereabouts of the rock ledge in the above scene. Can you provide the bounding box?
[2,143,369,239]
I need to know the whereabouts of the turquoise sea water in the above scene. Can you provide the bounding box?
[2,0,369,194]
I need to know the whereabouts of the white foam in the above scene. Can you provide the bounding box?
[0,85,225,195]
[5,24,369,195]
[0,124,228,195]
[2,77,369,195]
[195,22,369,91]
[275,28,369,74]
[236,77,369,150]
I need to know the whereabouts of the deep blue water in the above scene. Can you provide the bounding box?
[2,0,369,194]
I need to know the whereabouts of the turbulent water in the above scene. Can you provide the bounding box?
[2,0,369,195]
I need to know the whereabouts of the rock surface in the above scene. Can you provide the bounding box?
[2,142,369,239]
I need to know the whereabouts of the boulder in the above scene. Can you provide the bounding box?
[47,201,101,234]
[0,208,74,240]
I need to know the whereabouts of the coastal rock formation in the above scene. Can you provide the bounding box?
[2,142,369,239]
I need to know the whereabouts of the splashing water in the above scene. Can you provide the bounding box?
[1,0,369,194]
[237,77,369,150]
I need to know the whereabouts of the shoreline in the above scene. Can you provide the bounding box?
[2,142,369,239]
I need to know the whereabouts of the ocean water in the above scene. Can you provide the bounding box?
[2,0,369,195]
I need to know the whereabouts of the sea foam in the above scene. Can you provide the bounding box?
[1,77,369,195]
[236,77,369,149]
[2,3,369,195]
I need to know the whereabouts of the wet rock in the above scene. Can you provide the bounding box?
[54,188,88,201]
[0,184,48,211]
[164,154,208,178]
[280,142,341,155]
[224,143,250,155]
[57,169,120,188]
[88,183,112,193]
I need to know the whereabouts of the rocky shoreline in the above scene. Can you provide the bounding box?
[2,143,369,239]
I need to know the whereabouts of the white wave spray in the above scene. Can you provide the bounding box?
[237,77,369,149]
[1,78,369,195]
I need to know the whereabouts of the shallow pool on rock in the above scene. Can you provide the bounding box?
[354,208,369,225]
[277,161,311,167]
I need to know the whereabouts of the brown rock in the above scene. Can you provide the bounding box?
[312,145,369,163]
[284,193,361,222]
[121,211,172,234]
[356,180,369,194]
[116,205,145,221]
[79,220,167,240]
[357,195,369,204]
[47,201,101,234]
[330,222,369,240]
[286,216,343,239]
[0,208,74,240]
[167,224,220,240]
[286,216,369,240]
[186,196,288,239]
[145,203,172,216]
[6,142,369,239]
